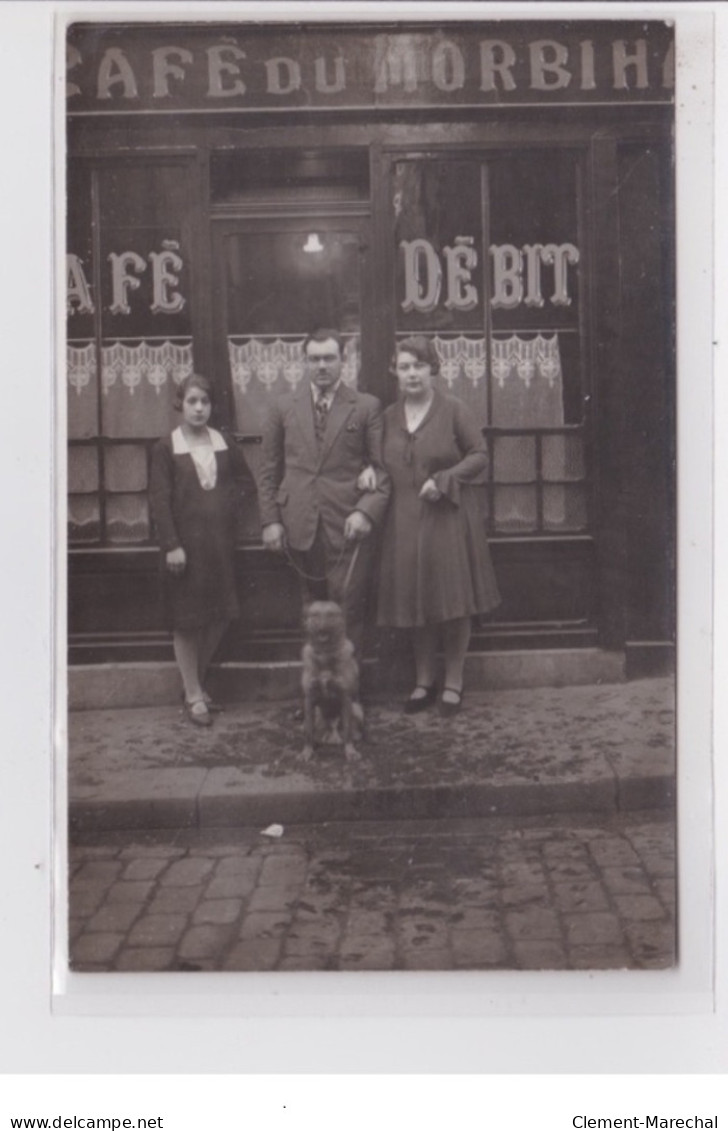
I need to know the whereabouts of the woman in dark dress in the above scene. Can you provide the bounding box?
[376,336,500,716]
[149,374,248,727]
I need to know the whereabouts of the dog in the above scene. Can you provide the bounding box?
[300,601,363,763]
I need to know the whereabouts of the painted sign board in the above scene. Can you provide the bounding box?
[67,21,674,115]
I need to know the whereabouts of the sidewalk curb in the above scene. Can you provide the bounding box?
[69,771,675,836]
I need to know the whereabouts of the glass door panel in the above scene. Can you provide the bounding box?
[224,229,362,338]
[217,222,368,438]
[214,218,369,543]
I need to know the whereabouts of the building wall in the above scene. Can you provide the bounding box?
[66,22,675,666]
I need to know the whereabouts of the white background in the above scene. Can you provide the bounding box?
[1,0,725,1116]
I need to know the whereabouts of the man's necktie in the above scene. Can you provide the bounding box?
[314,394,329,445]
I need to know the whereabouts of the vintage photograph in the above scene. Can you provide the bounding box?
[65,15,677,974]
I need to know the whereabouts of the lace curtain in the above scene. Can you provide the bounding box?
[227,335,361,434]
[227,332,580,532]
[68,332,581,542]
[68,339,194,439]
[67,339,194,543]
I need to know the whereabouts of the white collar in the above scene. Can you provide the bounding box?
[171,426,227,455]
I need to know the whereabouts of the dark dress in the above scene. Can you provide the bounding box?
[377,391,500,627]
[149,426,248,630]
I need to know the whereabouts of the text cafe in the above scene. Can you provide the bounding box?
[66,20,675,678]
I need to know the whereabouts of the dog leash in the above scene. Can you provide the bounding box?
[284,540,361,593]
[342,541,361,595]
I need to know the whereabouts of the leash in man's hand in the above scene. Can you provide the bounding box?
[283,538,361,594]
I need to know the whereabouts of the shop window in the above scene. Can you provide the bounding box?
[544,483,587,532]
[105,444,148,493]
[68,446,99,494]
[106,494,151,545]
[210,148,370,205]
[494,485,538,532]
[68,496,101,544]
[543,433,585,481]
[392,150,587,535]
[67,164,96,430]
[493,436,536,483]
[67,160,195,545]
[67,445,100,546]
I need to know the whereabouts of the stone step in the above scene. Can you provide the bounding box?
[68,647,626,711]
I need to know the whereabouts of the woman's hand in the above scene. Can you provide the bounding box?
[419,477,443,502]
[357,465,377,492]
[166,547,186,574]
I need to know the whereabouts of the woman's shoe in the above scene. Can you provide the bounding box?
[202,691,224,713]
[439,688,463,717]
[184,698,212,727]
[181,690,224,713]
[403,685,438,714]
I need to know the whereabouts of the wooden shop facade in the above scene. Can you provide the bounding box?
[66,19,675,674]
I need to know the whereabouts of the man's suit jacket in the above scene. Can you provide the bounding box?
[257,381,391,552]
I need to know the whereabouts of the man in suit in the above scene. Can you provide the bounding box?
[257,328,391,656]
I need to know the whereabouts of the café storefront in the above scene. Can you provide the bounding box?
[66,20,675,677]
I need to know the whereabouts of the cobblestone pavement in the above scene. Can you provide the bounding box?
[68,811,676,973]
